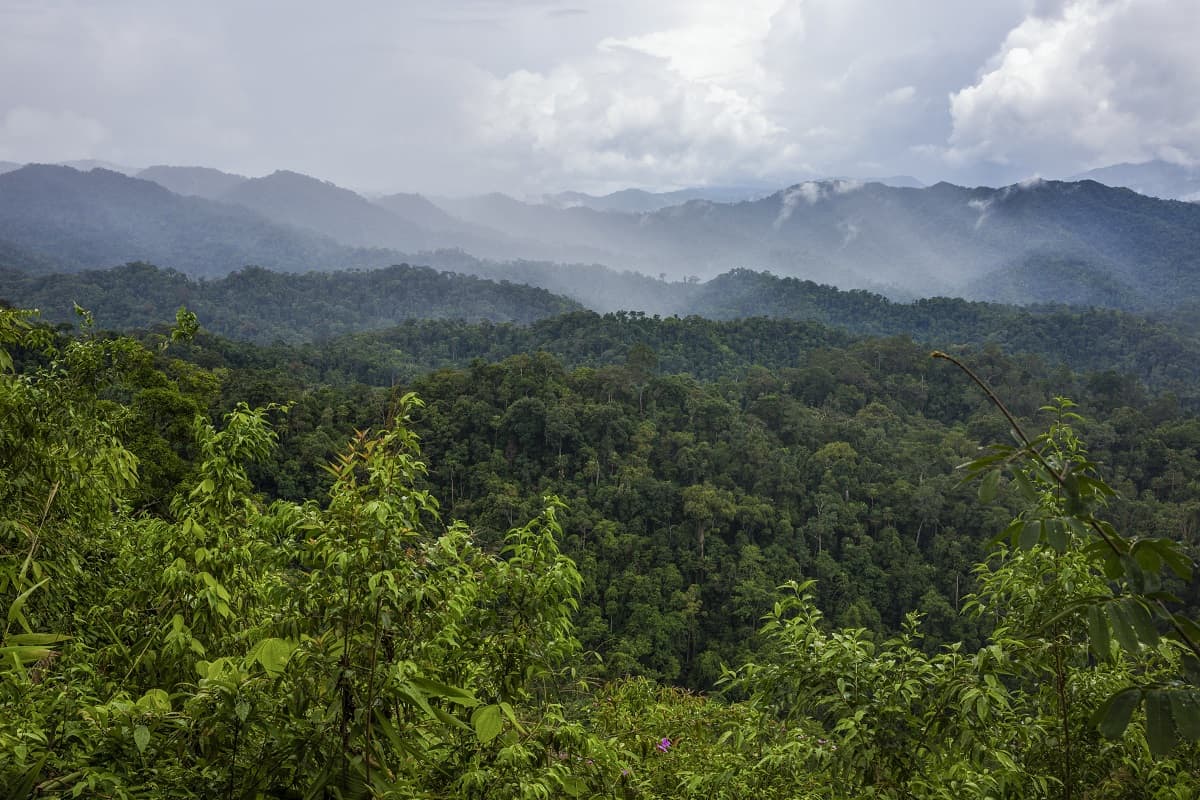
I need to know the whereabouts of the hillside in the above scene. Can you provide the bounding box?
[439,179,1200,307]
[137,164,249,199]
[0,164,402,276]
[372,191,475,232]
[219,169,435,251]
[0,261,582,342]
[8,262,1200,400]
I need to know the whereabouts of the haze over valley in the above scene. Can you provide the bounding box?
[3,159,1200,321]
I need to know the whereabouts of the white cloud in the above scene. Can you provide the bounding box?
[968,197,993,229]
[883,86,917,106]
[2,0,1197,193]
[472,0,1040,191]
[760,0,1030,181]
[772,179,862,228]
[947,0,1200,175]
[475,0,803,192]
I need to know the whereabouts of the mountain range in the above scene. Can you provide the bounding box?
[1,162,1199,311]
[1070,160,1200,202]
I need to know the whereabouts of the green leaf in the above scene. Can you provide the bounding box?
[429,704,471,731]
[8,753,47,800]
[6,578,50,634]
[1045,519,1068,553]
[1154,541,1195,581]
[138,689,171,713]
[1123,598,1159,647]
[1019,520,1041,550]
[498,701,526,733]
[978,470,1000,503]
[472,704,503,744]
[407,675,479,707]
[1169,690,1200,741]
[0,644,54,664]
[1087,604,1112,662]
[995,518,1024,547]
[1107,603,1141,655]
[397,683,438,722]
[1011,469,1040,503]
[252,637,296,677]
[1144,690,1178,756]
[1094,687,1141,739]
[133,725,150,754]
[1132,540,1163,574]
[7,633,69,646]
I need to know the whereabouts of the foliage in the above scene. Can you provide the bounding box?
[2,306,1199,798]
[2,262,581,344]
[0,312,595,797]
[939,351,1200,758]
[118,313,1200,689]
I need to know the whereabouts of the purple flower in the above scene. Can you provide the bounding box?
[656,737,672,753]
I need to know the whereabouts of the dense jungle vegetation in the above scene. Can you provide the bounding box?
[3,303,1200,798]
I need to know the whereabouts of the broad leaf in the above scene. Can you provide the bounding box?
[472,704,503,744]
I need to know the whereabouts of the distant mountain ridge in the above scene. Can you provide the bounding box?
[219,169,435,251]
[435,177,1200,307]
[1070,160,1200,201]
[543,185,775,213]
[0,164,399,275]
[3,163,1200,310]
[541,177,923,213]
[138,165,248,199]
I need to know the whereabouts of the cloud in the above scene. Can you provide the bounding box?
[1,1,1196,194]
[968,197,993,229]
[947,0,1200,175]
[475,0,807,192]
[0,107,109,162]
[472,0,1042,191]
[773,179,862,228]
[838,219,860,247]
[883,86,917,106]
[759,0,1030,182]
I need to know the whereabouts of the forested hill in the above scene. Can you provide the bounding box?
[6,301,1200,795]
[84,305,1199,697]
[191,309,1200,412]
[685,269,1200,392]
[8,262,1199,402]
[0,262,582,341]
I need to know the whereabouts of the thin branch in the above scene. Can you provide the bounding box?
[931,352,1033,447]
[933,351,1200,668]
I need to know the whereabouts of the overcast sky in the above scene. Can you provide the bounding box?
[1,0,1197,196]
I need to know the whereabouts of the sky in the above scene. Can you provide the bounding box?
[1,0,1197,196]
